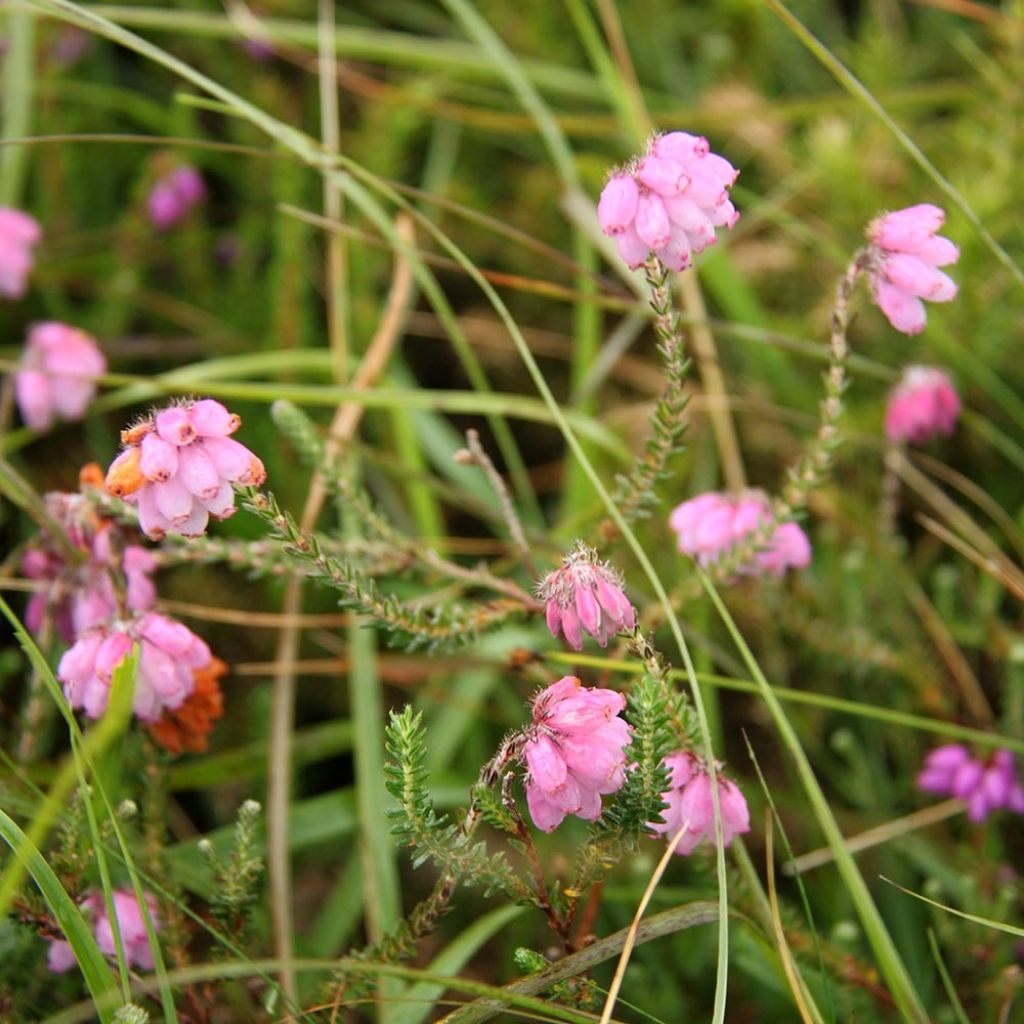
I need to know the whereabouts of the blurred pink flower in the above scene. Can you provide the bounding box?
[48,889,160,974]
[23,511,156,643]
[884,365,960,445]
[669,491,811,577]
[0,206,41,299]
[148,165,205,231]
[538,543,635,650]
[868,204,959,335]
[648,751,750,855]
[598,132,739,271]
[58,611,211,722]
[917,744,1024,822]
[15,322,106,431]
[105,398,266,540]
[524,676,632,832]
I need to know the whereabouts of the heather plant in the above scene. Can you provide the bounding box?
[0,2,1023,1023]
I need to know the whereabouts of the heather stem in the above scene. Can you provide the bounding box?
[602,256,691,537]
[779,247,869,517]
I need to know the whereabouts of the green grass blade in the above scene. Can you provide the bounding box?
[764,0,1024,291]
[697,570,928,1022]
[0,809,120,1023]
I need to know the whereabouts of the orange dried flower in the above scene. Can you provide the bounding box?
[147,657,226,755]
[104,446,146,498]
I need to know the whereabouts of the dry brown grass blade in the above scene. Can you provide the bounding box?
[764,813,821,1024]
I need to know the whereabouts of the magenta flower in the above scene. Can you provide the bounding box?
[538,543,636,650]
[58,611,211,723]
[48,889,160,974]
[598,132,739,271]
[148,165,205,231]
[917,745,1024,823]
[867,204,959,335]
[649,751,750,855]
[669,491,811,577]
[884,365,960,445]
[0,206,41,299]
[523,676,632,832]
[15,322,106,431]
[105,398,266,540]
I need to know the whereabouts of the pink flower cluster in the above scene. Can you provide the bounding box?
[58,611,212,723]
[48,889,160,974]
[524,677,632,832]
[649,751,750,855]
[917,745,1024,823]
[538,544,635,650]
[598,132,739,271]
[23,492,155,643]
[148,165,205,231]
[884,365,960,445]
[15,322,106,431]
[868,204,959,336]
[0,206,41,299]
[669,491,811,577]
[105,399,266,540]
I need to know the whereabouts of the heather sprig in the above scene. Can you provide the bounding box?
[243,488,526,652]
[198,799,264,940]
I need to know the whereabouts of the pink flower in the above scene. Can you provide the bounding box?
[105,398,266,540]
[148,165,205,231]
[0,206,41,299]
[523,676,632,832]
[649,751,750,855]
[598,132,739,271]
[669,491,811,577]
[884,365,960,445]
[48,889,160,974]
[868,204,959,335]
[22,482,156,642]
[917,745,1024,822]
[58,611,211,723]
[537,543,636,650]
[15,323,106,431]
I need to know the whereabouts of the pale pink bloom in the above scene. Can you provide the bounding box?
[58,611,210,722]
[15,323,106,431]
[868,204,959,335]
[598,132,739,271]
[0,206,41,299]
[90,890,160,969]
[523,676,632,832]
[537,543,635,650]
[105,398,266,540]
[917,745,1024,823]
[22,491,156,643]
[48,889,160,974]
[669,491,811,577]
[649,751,750,855]
[148,165,205,231]
[47,938,78,973]
[884,365,960,445]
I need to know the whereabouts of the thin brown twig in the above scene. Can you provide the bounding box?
[460,429,537,577]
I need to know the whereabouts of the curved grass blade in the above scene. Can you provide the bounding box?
[0,808,119,1023]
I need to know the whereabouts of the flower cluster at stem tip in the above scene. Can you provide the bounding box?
[884,365,961,446]
[918,745,1024,822]
[538,543,636,650]
[105,398,266,540]
[649,751,750,855]
[598,132,739,271]
[15,322,106,432]
[867,203,959,336]
[523,676,632,832]
[0,206,41,299]
[670,491,811,577]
